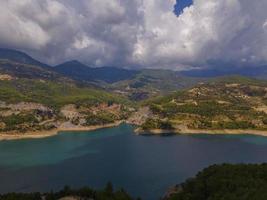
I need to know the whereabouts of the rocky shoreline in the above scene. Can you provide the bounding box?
[0,121,123,141]
[136,127,267,137]
[2,121,267,141]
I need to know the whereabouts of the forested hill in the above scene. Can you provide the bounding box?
[165,164,267,200]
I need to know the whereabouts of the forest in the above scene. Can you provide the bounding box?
[166,164,267,200]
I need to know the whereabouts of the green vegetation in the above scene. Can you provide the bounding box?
[2,53,267,134]
[141,118,174,130]
[0,183,135,200]
[110,69,203,101]
[166,164,267,200]
[0,77,131,133]
[144,80,267,131]
[85,112,118,126]
[0,113,38,132]
[0,79,127,108]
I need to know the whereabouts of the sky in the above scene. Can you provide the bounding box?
[174,0,193,16]
[0,0,267,70]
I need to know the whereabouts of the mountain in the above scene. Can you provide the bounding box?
[54,61,205,100]
[0,59,65,81]
[0,48,49,68]
[181,65,267,79]
[54,60,139,83]
[2,47,267,136]
[0,48,204,101]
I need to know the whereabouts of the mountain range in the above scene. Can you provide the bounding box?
[1,48,267,135]
[0,48,203,100]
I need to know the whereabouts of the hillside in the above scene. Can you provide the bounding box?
[0,77,131,134]
[3,48,267,136]
[110,69,203,101]
[0,59,65,81]
[0,58,132,135]
[138,76,267,133]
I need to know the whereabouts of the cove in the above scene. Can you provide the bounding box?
[1,124,267,199]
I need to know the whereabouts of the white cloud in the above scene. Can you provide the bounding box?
[0,0,266,70]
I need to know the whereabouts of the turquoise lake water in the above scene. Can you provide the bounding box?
[1,124,267,199]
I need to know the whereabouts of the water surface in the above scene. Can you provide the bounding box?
[1,124,267,199]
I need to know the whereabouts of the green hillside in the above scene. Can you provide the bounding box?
[110,69,203,101]
[140,77,267,132]
[0,59,132,134]
[0,78,127,108]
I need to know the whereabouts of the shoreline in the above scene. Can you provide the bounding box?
[0,121,123,141]
[2,123,267,141]
[136,128,267,137]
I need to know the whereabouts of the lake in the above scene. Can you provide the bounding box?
[1,124,267,199]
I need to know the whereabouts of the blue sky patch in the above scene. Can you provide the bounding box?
[174,0,193,16]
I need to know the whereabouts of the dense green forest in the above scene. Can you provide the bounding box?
[0,183,136,200]
[166,164,267,200]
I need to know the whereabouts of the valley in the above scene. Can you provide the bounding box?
[1,49,267,139]
[1,1,267,199]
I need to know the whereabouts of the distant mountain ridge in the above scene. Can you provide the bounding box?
[181,65,267,79]
[2,48,267,81]
[0,48,49,68]
[54,60,139,83]
[2,47,267,101]
[0,48,140,84]
[0,48,200,100]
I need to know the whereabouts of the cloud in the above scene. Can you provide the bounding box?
[0,0,266,70]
